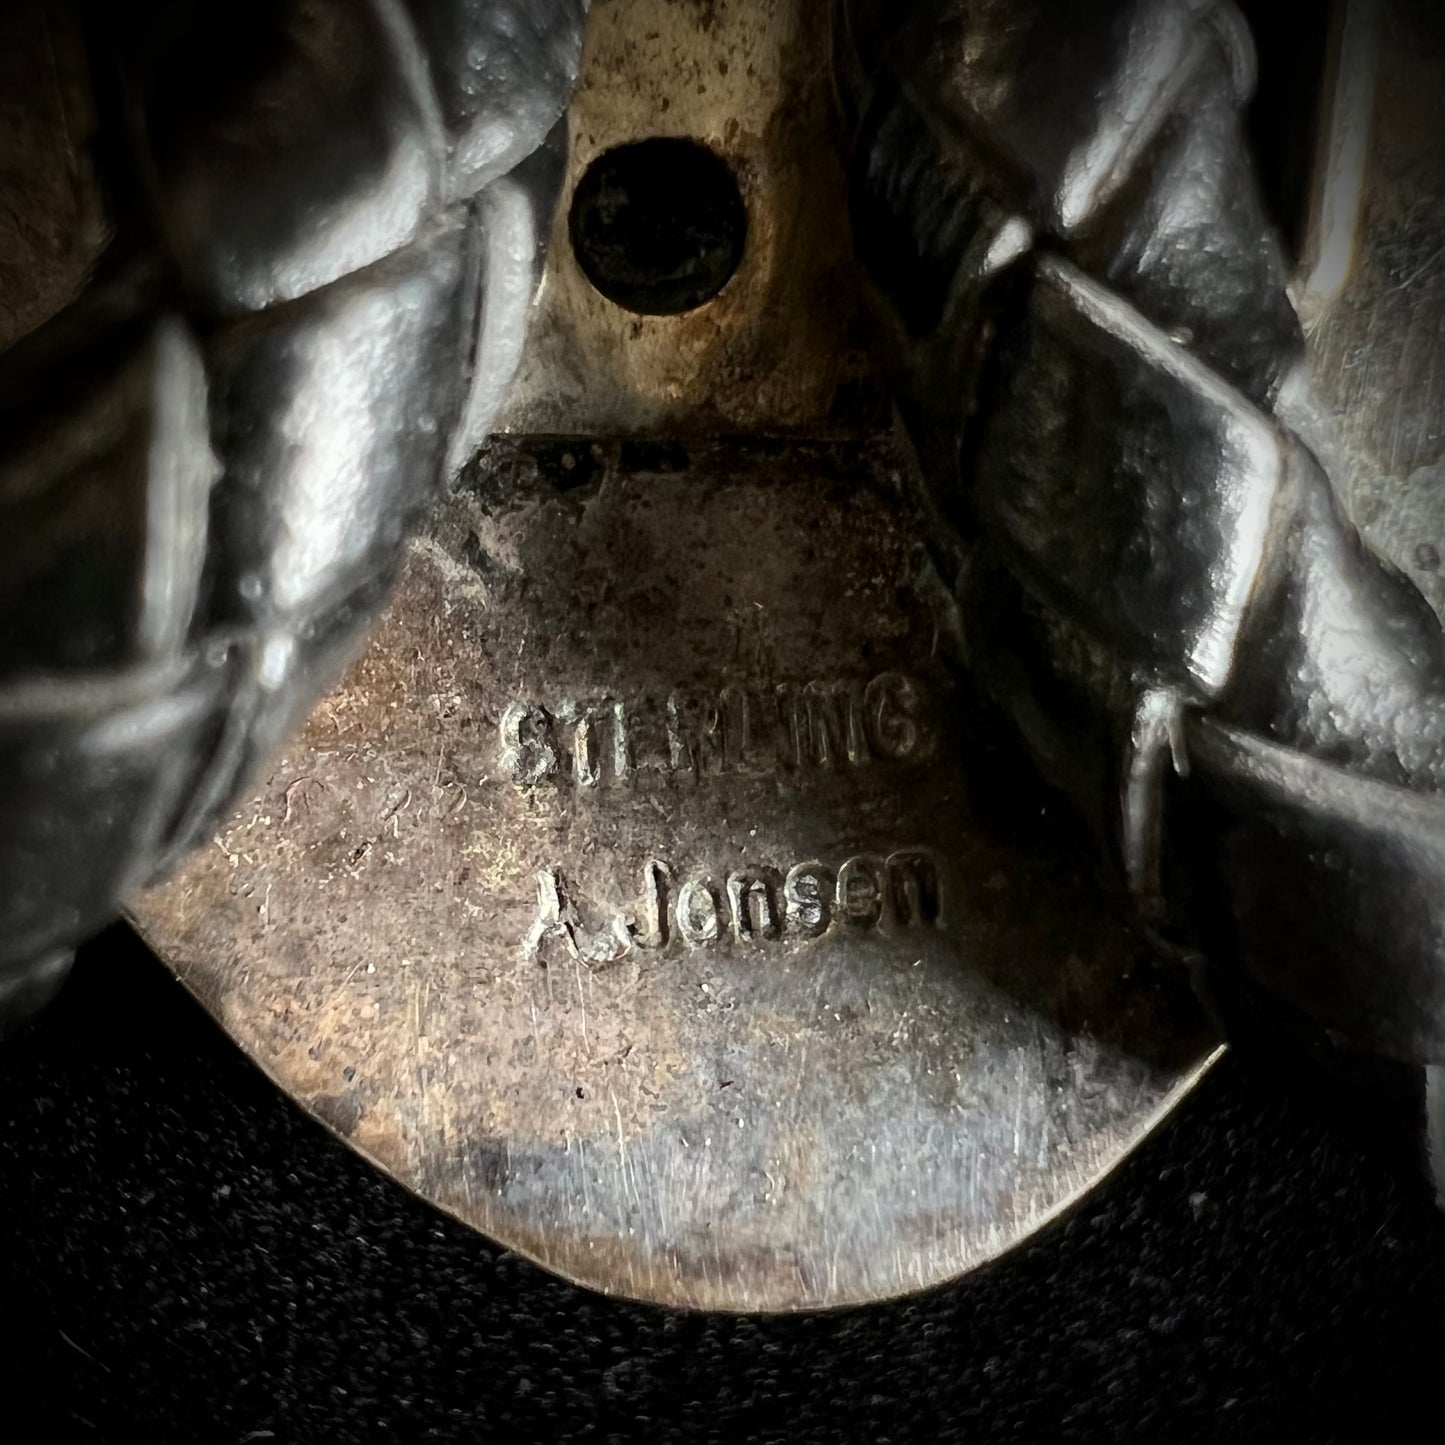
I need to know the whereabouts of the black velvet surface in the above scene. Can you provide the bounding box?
[0,926,1442,1443]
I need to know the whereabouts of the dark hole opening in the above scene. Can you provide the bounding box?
[568,137,747,315]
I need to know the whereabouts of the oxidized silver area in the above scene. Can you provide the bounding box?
[136,429,1213,1310]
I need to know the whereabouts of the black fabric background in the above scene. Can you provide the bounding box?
[0,925,1442,1444]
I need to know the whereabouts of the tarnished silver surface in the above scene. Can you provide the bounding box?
[0,0,584,1017]
[1296,0,1445,619]
[134,0,1215,1311]
[845,0,1445,1065]
[136,432,1213,1311]
[497,0,865,434]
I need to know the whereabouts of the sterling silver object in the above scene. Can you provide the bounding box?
[3,0,1443,1307]
[842,0,1445,1076]
[130,0,1217,1309]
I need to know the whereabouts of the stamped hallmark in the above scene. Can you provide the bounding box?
[500,671,929,787]
[523,849,943,963]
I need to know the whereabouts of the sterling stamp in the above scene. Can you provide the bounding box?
[499,670,931,787]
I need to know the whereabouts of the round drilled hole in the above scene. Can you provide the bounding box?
[568,137,747,315]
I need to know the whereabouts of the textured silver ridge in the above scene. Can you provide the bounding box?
[0,1,587,1016]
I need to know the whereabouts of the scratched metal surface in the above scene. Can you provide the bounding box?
[1296,0,1445,621]
[134,429,1215,1311]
